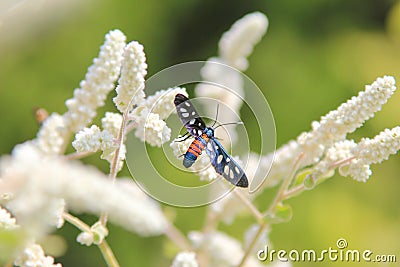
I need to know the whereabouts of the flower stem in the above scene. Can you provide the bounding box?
[164,223,192,250]
[239,153,305,267]
[64,151,94,160]
[100,104,131,226]
[237,222,267,267]
[98,240,120,267]
[330,156,356,169]
[233,190,263,223]
[267,152,304,214]
[63,212,120,267]
[282,183,305,199]
[62,212,91,232]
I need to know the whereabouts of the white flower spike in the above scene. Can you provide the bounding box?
[219,12,268,71]
[64,30,126,132]
[113,41,147,113]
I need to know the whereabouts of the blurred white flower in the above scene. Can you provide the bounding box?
[0,205,18,230]
[144,87,188,119]
[210,188,247,224]
[259,140,300,190]
[188,231,243,267]
[171,251,199,267]
[113,41,147,113]
[14,243,61,267]
[195,59,244,145]
[195,13,268,146]
[63,29,126,133]
[0,144,167,239]
[219,12,269,71]
[0,0,92,45]
[244,224,268,253]
[188,231,263,267]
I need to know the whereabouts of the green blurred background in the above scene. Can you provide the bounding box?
[1,0,399,266]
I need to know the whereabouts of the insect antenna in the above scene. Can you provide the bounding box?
[210,102,244,129]
[211,103,220,128]
[214,121,244,130]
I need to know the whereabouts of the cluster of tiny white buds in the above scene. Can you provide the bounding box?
[298,76,396,166]
[14,243,62,267]
[71,120,125,171]
[72,125,115,153]
[76,221,109,246]
[171,251,199,267]
[101,112,123,136]
[113,41,147,113]
[64,29,126,133]
[312,140,357,179]
[219,12,268,71]
[339,159,372,182]
[34,113,67,155]
[130,88,187,147]
[134,111,171,147]
[335,127,400,182]
[352,126,400,165]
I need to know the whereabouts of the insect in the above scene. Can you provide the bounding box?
[33,107,49,125]
[174,93,248,188]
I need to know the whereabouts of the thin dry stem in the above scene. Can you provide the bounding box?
[63,212,120,267]
[237,222,267,267]
[239,153,305,267]
[329,156,356,169]
[99,99,133,226]
[282,183,305,199]
[64,151,94,160]
[267,152,304,214]
[164,223,192,250]
[62,212,91,232]
[233,190,263,223]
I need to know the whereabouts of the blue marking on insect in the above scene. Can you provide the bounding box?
[174,94,248,188]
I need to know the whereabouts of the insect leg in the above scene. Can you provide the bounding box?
[175,132,192,142]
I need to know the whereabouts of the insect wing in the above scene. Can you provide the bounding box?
[174,94,206,137]
[205,139,248,187]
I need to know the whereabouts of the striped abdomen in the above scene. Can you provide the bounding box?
[183,134,209,168]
